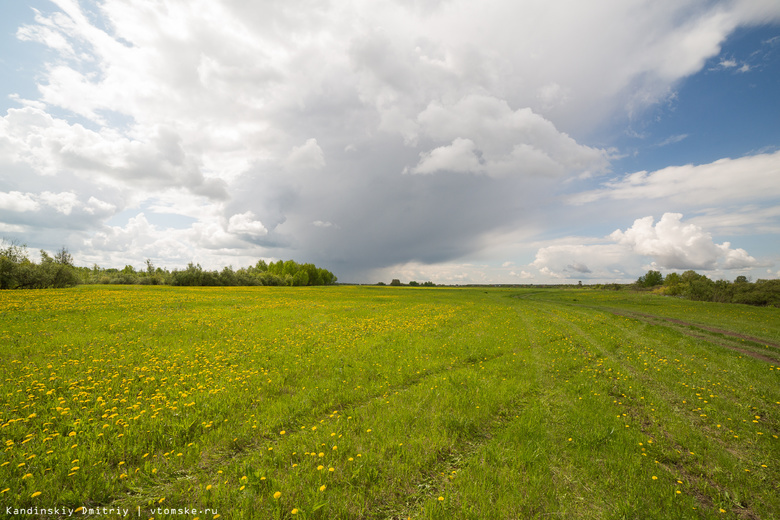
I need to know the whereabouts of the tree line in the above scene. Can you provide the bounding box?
[635,269,779,307]
[0,241,337,289]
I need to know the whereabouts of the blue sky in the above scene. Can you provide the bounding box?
[1,0,779,284]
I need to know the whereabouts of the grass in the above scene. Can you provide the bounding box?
[0,285,778,519]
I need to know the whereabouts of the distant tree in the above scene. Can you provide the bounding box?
[54,246,73,266]
[636,270,663,288]
[219,266,237,286]
[408,280,419,287]
[390,279,402,286]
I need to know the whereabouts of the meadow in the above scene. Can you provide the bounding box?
[0,285,778,519]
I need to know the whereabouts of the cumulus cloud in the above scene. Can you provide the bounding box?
[284,139,326,172]
[408,95,610,177]
[0,191,40,212]
[571,151,780,206]
[611,213,757,270]
[227,211,268,237]
[406,137,481,175]
[530,213,759,281]
[0,107,228,199]
[532,243,634,280]
[4,0,779,280]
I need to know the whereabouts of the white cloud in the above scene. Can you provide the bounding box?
[312,220,335,228]
[532,243,634,280]
[610,213,757,270]
[571,151,780,206]
[528,213,760,281]
[39,191,79,215]
[284,138,326,172]
[0,191,40,212]
[4,0,780,281]
[406,137,481,175]
[0,107,227,199]
[409,94,609,177]
[227,211,268,237]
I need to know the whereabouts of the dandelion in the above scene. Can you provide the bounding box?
[652,476,658,480]
[291,509,298,515]
[273,491,282,499]
[438,496,444,501]
[31,491,42,498]
[319,485,326,492]
[206,485,212,491]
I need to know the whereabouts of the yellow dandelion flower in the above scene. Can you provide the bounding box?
[438,496,444,501]
[319,485,326,492]
[273,491,282,499]
[206,485,212,491]
[31,491,42,498]
[291,509,298,515]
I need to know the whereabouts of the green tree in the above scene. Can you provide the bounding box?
[636,270,663,288]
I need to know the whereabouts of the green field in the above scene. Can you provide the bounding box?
[1,286,778,519]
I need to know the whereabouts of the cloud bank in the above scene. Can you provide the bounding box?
[1,0,778,281]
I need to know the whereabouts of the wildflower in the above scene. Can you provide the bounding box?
[438,496,444,501]
[319,485,326,492]
[291,509,298,515]
[273,491,282,499]
[31,491,42,498]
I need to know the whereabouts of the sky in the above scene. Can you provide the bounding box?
[1,0,779,284]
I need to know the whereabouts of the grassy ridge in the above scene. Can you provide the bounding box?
[0,286,778,519]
